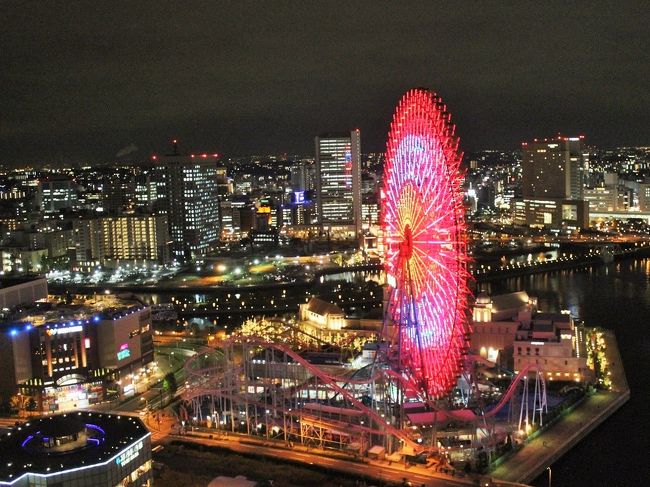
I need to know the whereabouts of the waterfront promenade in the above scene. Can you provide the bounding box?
[492,330,629,484]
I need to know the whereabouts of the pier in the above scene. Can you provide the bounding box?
[491,330,629,484]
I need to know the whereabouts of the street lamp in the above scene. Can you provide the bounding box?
[547,466,552,487]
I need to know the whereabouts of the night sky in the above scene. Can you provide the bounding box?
[1,1,648,164]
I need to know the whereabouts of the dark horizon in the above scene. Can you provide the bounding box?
[1,2,649,165]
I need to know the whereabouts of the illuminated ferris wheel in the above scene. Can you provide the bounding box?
[382,88,471,400]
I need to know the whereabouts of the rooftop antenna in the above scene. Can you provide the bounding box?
[172,139,179,156]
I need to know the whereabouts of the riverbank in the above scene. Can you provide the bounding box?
[491,330,630,484]
[476,244,650,282]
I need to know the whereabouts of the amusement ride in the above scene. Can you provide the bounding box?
[181,88,547,461]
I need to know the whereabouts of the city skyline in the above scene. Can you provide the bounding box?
[0,3,647,486]
[2,2,649,165]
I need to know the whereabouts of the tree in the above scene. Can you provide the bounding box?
[9,395,23,416]
[26,397,37,412]
[163,372,178,399]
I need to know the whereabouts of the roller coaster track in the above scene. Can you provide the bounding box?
[183,337,537,452]
[444,365,532,422]
[184,337,421,451]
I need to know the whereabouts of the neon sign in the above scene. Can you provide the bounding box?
[115,440,143,466]
[117,343,131,361]
[47,325,83,336]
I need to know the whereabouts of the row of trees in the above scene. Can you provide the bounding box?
[0,395,38,416]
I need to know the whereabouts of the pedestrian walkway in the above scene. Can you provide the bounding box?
[492,331,629,484]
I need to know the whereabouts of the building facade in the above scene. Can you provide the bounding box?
[73,214,169,268]
[512,198,589,229]
[38,176,78,215]
[0,280,155,411]
[157,153,220,262]
[315,131,362,235]
[584,186,618,212]
[514,136,589,228]
[471,291,590,381]
[521,137,586,200]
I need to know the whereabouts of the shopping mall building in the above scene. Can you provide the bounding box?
[0,277,155,412]
[0,412,152,486]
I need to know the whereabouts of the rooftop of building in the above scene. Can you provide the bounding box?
[317,131,356,139]
[531,322,555,333]
[0,275,46,290]
[521,135,585,147]
[0,412,149,482]
[490,291,530,312]
[0,295,146,333]
[533,312,571,323]
[303,297,344,317]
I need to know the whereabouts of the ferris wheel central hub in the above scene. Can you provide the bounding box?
[400,224,414,261]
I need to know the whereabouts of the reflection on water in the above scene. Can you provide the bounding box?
[320,271,383,285]
[483,258,650,322]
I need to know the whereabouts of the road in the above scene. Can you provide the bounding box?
[168,432,474,487]
[85,343,196,417]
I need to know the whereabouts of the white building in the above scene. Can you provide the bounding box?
[471,291,590,381]
[513,313,588,382]
[315,131,362,235]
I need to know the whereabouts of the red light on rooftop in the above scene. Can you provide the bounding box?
[212,153,219,157]
[201,154,207,158]
[151,155,157,160]
[191,154,195,158]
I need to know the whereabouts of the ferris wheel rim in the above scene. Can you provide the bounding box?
[381,88,471,400]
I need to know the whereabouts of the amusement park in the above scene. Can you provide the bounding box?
[172,89,623,482]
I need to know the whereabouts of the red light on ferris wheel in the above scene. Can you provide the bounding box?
[382,88,471,399]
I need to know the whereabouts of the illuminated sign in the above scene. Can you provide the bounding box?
[117,349,131,360]
[115,440,143,467]
[257,206,271,214]
[117,344,131,361]
[294,191,305,204]
[47,325,83,336]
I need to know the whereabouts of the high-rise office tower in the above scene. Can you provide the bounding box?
[103,177,136,214]
[314,130,361,234]
[522,136,587,199]
[156,145,220,262]
[38,175,78,215]
[514,136,589,228]
[290,161,314,192]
